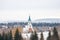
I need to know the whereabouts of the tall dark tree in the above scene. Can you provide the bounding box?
[30,31,38,40]
[19,32,23,40]
[40,32,44,40]
[34,31,38,40]
[2,31,5,40]
[8,30,13,40]
[4,34,8,40]
[14,28,20,40]
[30,32,34,40]
[47,31,51,40]
[52,27,59,40]
[0,34,2,40]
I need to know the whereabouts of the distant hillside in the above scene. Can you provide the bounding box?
[34,18,60,23]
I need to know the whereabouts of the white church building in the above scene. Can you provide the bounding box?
[22,16,52,40]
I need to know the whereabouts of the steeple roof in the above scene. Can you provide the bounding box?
[28,16,31,21]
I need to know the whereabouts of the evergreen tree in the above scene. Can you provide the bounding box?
[52,27,59,40]
[2,31,5,40]
[40,32,44,40]
[34,31,38,40]
[4,34,8,40]
[47,31,51,40]
[30,32,34,40]
[0,34,2,40]
[8,30,13,40]
[19,32,23,40]
[30,31,38,40]
[14,28,20,40]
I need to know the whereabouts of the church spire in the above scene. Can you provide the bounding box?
[28,16,31,21]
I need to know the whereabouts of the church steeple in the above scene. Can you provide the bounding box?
[28,16,31,21]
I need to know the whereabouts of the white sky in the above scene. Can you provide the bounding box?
[0,0,60,22]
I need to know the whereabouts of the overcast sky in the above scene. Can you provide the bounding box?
[0,0,60,22]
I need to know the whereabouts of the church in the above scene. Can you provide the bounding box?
[23,16,34,33]
[22,16,49,40]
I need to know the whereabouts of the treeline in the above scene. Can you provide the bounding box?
[0,30,12,40]
[0,27,60,40]
[0,28,23,40]
[0,22,60,28]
